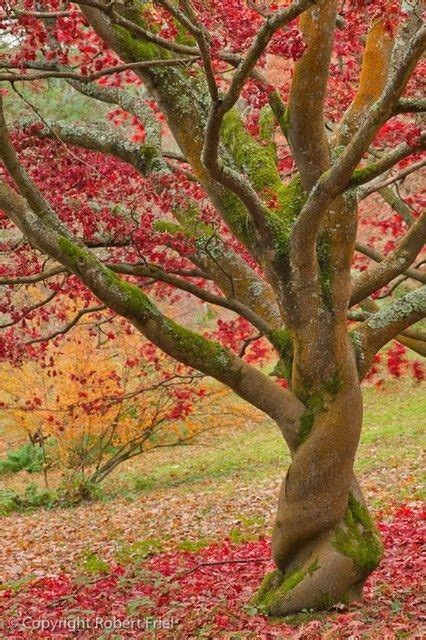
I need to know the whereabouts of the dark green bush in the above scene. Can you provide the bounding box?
[0,483,56,515]
[0,442,45,475]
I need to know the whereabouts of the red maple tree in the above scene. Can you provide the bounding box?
[0,0,424,615]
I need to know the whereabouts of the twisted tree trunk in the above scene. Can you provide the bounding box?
[253,339,383,615]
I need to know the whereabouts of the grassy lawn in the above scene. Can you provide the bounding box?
[100,378,424,504]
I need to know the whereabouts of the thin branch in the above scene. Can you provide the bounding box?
[349,134,425,188]
[0,266,65,285]
[394,96,426,114]
[25,305,106,344]
[110,263,273,337]
[355,286,426,377]
[21,118,160,176]
[8,9,72,18]
[351,211,426,305]
[358,157,426,198]
[178,556,270,578]
[0,289,57,329]
[0,58,200,83]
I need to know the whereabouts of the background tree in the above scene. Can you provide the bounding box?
[0,324,231,500]
[0,0,424,615]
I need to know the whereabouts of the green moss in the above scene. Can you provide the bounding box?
[112,15,205,125]
[140,143,161,167]
[296,410,315,447]
[221,110,279,191]
[268,329,293,382]
[295,389,325,447]
[219,189,256,247]
[160,317,240,381]
[253,561,319,612]
[57,237,157,319]
[152,220,183,234]
[268,329,292,360]
[277,175,306,218]
[174,19,197,47]
[350,162,380,186]
[114,25,173,62]
[259,105,276,147]
[60,237,239,378]
[268,90,290,136]
[332,493,383,574]
[220,110,306,251]
[323,369,343,396]
[295,372,343,447]
[317,230,333,309]
[265,176,306,256]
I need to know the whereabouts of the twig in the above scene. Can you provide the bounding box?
[0,58,200,83]
[177,556,270,577]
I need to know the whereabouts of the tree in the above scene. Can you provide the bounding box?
[0,0,424,615]
[0,325,218,499]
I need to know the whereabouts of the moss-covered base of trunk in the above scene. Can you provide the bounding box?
[251,517,381,618]
[251,562,366,617]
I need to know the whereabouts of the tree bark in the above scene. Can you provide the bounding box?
[253,342,383,614]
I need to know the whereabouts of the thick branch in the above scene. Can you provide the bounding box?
[378,185,416,226]
[351,212,426,305]
[21,119,162,176]
[355,287,426,377]
[337,20,394,145]
[287,0,338,189]
[291,25,426,285]
[349,135,425,188]
[354,242,426,286]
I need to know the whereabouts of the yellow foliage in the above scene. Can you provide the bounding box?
[0,326,259,493]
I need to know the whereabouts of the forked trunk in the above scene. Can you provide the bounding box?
[253,339,383,615]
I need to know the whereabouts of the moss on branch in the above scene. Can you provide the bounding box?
[317,230,333,309]
[295,371,343,447]
[268,328,293,380]
[57,236,158,319]
[58,237,243,382]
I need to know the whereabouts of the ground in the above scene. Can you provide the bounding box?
[0,378,424,638]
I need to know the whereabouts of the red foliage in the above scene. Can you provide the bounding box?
[0,0,424,384]
[0,502,424,638]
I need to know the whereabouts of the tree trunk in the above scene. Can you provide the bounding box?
[253,340,383,615]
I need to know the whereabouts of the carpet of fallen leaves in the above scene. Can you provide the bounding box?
[0,502,424,639]
[2,458,420,584]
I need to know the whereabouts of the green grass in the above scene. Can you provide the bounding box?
[104,379,424,501]
[126,425,287,493]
